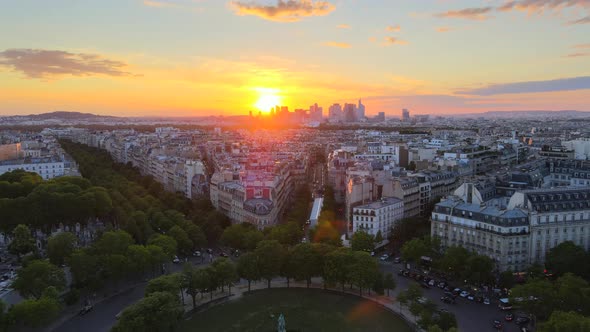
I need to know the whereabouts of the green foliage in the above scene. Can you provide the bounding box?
[111,291,183,332]
[94,230,134,256]
[68,249,102,290]
[7,290,62,328]
[167,225,192,255]
[383,273,396,296]
[350,251,379,295]
[288,243,321,287]
[64,288,81,306]
[148,234,178,258]
[546,241,590,279]
[13,260,66,299]
[400,237,431,263]
[324,248,353,290]
[540,311,590,332]
[388,217,431,251]
[254,240,286,288]
[47,231,77,265]
[146,274,180,298]
[266,222,304,247]
[372,272,385,295]
[211,257,237,293]
[237,252,260,292]
[7,224,36,261]
[351,231,375,252]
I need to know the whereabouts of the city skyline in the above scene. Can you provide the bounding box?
[1,0,590,116]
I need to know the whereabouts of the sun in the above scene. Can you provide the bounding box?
[254,89,281,113]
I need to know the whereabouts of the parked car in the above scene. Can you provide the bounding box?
[460,290,469,298]
[428,279,436,287]
[397,269,406,276]
[493,319,503,329]
[220,252,229,257]
[467,294,475,301]
[441,296,455,304]
[172,256,180,264]
[505,313,514,322]
[483,298,491,305]
[421,282,431,289]
[515,316,530,326]
[193,251,201,257]
[79,305,93,316]
[394,257,402,264]
[437,282,446,289]
[380,254,389,261]
[206,248,213,254]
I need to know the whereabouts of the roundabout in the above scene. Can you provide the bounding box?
[179,288,413,332]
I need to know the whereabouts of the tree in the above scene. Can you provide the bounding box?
[212,258,237,295]
[13,260,66,299]
[126,245,151,278]
[383,273,396,296]
[220,224,247,249]
[237,252,260,292]
[146,274,180,299]
[181,264,200,309]
[94,230,134,256]
[289,243,321,288]
[350,251,379,295]
[324,248,352,291]
[47,232,77,266]
[254,240,285,288]
[167,225,193,255]
[436,311,458,331]
[546,241,590,279]
[540,311,590,332]
[68,249,102,290]
[510,278,557,321]
[351,231,375,252]
[185,224,206,250]
[498,271,515,289]
[401,237,430,263]
[372,272,385,295]
[148,234,178,259]
[375,230,384,244]
[389,217,431,251]
[463,254,494,285]
[111,292,183,332]
[7,288,61,328]
[8,224,36,262]
[147,245,168,276]
[436,246,470,278]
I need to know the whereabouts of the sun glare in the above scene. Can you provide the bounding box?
[254,89,281,113]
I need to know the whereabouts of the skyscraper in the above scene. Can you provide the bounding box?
[402,108,410,122]
[344,103,357,122]
[356,99,365,120]
[328,103,342,123]
[309,103,323,122]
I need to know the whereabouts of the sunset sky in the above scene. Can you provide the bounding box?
[1,0,590,117]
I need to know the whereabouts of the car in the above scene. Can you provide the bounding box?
[172,256,180,264]
[475,296,483,303]
[79,305,93,316]
[459,291,469,298]
[438,282,446,289]
[417,297,428,304]
[421,282,431,289]
[394,257,402,264]
[505,313,514,322]
[397,269,406,276]
[440,296,455,304]
[483,298,491,305]
[206,248,213,254]
[220,252,229,257]
[493,319,503,329]
[193,251,201,257]
[380,254,389,261]
[370,251,375,257]
[428,279,436,287]
[515,316,530,325]
[467,294,475,301]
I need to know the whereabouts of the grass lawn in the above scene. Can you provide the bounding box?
[179,288,412,332]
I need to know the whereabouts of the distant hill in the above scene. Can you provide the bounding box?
[451,110,590,118]
[22,111,122,120]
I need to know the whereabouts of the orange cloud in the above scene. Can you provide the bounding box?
[568,16,590,25]
[386,25,400,32]
[382,37,408,46]
[0,49,133,79]
[337,23,350,29]
[323,41,351,48]
[563,52,590,58]
[574,43,590,49]
[436,26,451,32]
[229,0,336,22]
[498,0,590,14]
[435,7,493,20]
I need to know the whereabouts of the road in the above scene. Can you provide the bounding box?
[55,256,520,332]
[52,256,213,332]
[379,261,525,332]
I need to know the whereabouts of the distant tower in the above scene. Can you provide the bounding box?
[356,98,365,120]
[402,108,410,122]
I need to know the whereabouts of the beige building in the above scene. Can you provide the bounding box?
[0,143,23,161]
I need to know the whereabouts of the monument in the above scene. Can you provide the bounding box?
[278,313,286,332]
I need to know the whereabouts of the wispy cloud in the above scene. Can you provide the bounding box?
[229,0,336,22]
[386,25,400,32]
[498,0,590,14]
[143,0,204,10]
[337,23,350,29]
[457,76,590,95]
[323,41,351,48]
[563,52,590,57]
[0,49,133,79]
[382,37,408,46]
[567,16,590,25]
[436,26,452,32]
[435,7,493,20]
[574,43,590,49]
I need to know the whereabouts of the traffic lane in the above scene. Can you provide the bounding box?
[56,285,146,332]
[379,262,508,332]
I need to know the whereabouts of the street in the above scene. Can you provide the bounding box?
[379,261,524,332]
